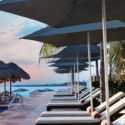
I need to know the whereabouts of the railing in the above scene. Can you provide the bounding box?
[8,93,23,109]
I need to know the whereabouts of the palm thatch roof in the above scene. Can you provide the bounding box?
[8,62,30,80]
[0,61,21,81]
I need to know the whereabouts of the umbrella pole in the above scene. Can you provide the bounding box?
[70,68,72,93]
[10,79,11,97]
[87,31,93,113]
[71,67,73,93]
[74,60,76,97]
[68,73,69,88]
[70,70,71,90]
[68,72,70,88]
[77,54,79,100]
[102,0,110,125]
[4,81,6,96]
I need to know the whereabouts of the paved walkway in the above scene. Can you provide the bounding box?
[0,92,55,125]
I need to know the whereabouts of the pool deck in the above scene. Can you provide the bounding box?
[0,92,55,125]
[0,92,80,125]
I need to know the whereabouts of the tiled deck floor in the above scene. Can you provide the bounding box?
[0,92,80,125]
[0,92,55,125]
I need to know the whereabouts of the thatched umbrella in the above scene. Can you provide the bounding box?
[0,61,21,97]
[7,62,30,96]
[8,62,30,80]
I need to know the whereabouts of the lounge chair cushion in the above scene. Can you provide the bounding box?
[95,92,125,113]
[101,120,113,125]
[101,97,125,120]
[91,111,101,119]
[47,102,84,106]
[87,106,95,113]
[36,117,100,124]
[40,111,91,117]
[79,99,85,103]
[113,114,125,125]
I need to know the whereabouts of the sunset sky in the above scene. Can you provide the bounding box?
[0,11,99,84]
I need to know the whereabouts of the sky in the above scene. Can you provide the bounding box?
[0,11,99,84]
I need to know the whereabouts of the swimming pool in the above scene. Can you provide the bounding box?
[0,106,8,113]
[0,84,68,96]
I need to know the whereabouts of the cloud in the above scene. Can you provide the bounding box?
[14,20,47,37]
[0,32,6,35]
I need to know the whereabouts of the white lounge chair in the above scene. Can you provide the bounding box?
[50,87,95,101]
[113,114,125,125]
[54,86,86,97]
[56,85,82,92]
[47,90,100,111]
[36,97,125,125]
[50,88,99,102]
[41,92,124,117]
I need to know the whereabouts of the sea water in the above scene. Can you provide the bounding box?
[0,83,68,96]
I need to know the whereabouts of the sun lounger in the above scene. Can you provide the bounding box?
[40,92,125,117]
[56,85,83,94]
[56,85,81,92]
[57,85,76,92]
[54,86,86,97]
[72,86,86,94]
[47,90,100,111]
[8,94,15,101]
[50,88,99,102]
[79,87,95,98]
[0,96,8,104]
[36,97,125,125]
[52,87,95,100]
[113,114,125,125]
[72,85,83,91]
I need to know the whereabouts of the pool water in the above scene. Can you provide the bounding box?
[0,106,8,113]
[0,84,68,96]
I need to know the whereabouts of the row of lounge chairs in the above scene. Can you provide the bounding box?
[0,92,20,104]
[47,88,100,111]
[54,85,86,97]
[35,85,125,125]
[0,92,13,104]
